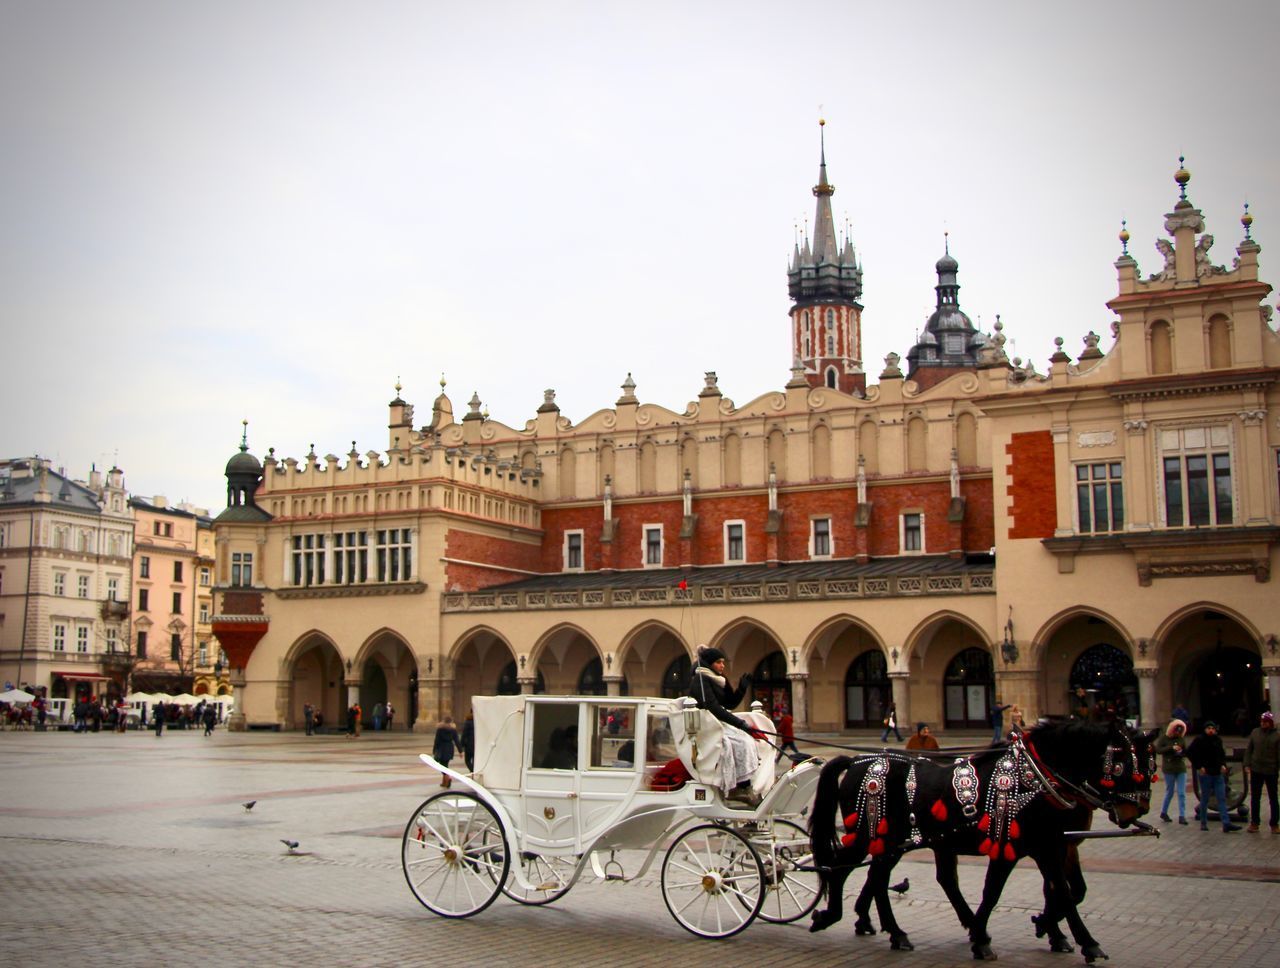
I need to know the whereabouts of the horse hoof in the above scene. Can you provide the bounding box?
[972,945,997,961]
[1082,946,1108,963]
[890,935,915,951]
[1032,914,1047,938]
[809,911,838,934]
[854,919,877,936]
[1049,938,1075,954]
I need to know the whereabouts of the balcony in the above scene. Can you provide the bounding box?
[100,599,130,621]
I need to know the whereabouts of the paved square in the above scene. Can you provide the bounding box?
[2,730,1277,967]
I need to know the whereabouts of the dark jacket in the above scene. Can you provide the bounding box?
[687,666,751,732]
[1154,727,1189,774]
[460,718,475,757]
[433,723,460,762]
[1188,732,1228,774]
[1245,726,1280,774]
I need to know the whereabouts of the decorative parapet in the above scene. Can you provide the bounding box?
[440,571,994,612]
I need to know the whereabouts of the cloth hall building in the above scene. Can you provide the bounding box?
[211,153,1280,738]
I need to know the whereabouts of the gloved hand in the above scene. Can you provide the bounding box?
[738,673,752,690]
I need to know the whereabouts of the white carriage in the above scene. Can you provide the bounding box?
[401,694,824,938]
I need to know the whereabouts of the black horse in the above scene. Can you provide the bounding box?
[809,721,1155,963]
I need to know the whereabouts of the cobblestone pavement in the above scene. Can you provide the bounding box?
[2,730,1278,967]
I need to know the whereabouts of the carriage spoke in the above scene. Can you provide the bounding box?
[402,793,508,919]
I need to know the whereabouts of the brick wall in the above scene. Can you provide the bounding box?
[1006,431,1056,539]
[865,479,954,555]
[444,529,542,592]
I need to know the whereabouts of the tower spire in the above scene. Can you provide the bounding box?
[811,118,839,263]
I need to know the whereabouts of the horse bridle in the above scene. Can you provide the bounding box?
[1018,728,1149,822]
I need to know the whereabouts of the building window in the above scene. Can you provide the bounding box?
[0,524,6,547]
[291,533,326,586]
[563,530,584,571]
[53,572,66,596]
[1160,426,1233,527]
[173,561,183,582]
[643,525,663,567]
[77,574,89,598]
[53,623,66,651]
[724,520,745,563]
[200,567,211,587]
[1076,462,1124,533]
[170,633,181,661]
[811,517,832,558]
[231,552,253,587]
[52,527,67,550]
[107,576,119,601]
[171,591,182,614]
[77,626,89,653]
[106,627,118,653]
[198,641,208,666]
[901,513,924,553]
[944,333,965,354]
[333,532,368,584]
[199,602,210,624]
[140,556,150,579]
[376,528,412,582]
[826,330,835,355]
[137,630,147,657]
[138,588,149,611]
[153,521,172,537]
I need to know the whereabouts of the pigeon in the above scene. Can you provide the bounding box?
[242,801,257,812]
[889,877,910,895]
[280,839,299,853]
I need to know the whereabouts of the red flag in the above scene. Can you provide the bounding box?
[677,579,688,590]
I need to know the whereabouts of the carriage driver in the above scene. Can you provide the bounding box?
[687,646,768,795]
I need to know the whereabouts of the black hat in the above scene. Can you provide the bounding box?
[1203,720,1218,730]
[697,645,726,666]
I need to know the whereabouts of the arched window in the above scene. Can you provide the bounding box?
[944,647,994,729]
[578,657,626,696]
[1149,320,1172,374]
[802,334,811,358]
[497,660,544,695]
[1208,315,1231,369]
[723,433,741,487]
[844,649,889,727]
[661,654,691,698]
[1069,644,1137,718]
[812,423,831,478]
[559,446,576,499]
[767,428,786,481]
[956,412,978,467]
[859,420,879,476]
[638,440,657,493]
[825,367,837,389]
[907,417,927,472]
[751,650,790,717]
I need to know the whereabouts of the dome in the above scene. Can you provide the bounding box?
[225,449,261,476]
[936,252,958,273]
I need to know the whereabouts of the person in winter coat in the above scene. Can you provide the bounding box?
[202,702,217,737]
[1155,718,1190,824]
[686,645,765,797]
[905,722,940,751]
[433,715,462,787]
[1188,721,1241,832]
[1244,711,1280,833]
[881,701,904,743]
[460,711,475,772]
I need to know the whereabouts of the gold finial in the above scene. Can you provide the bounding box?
[439,372,446,390]
[1119,218,1130,254]
[395,375,402,395]
[1174,154,1190,200]
[1242,202,1254,240]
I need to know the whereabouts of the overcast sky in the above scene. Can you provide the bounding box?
[2,0,1277,512]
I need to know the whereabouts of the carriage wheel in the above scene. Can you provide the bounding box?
[499,850,578,905]
[750,819,822,924]
[661,823,764,939]
[402,791,508,918]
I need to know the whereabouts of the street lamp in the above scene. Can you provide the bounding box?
[1000,607,1018,664]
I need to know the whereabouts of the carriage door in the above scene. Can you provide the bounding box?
[522,702,583,851]
[578,704,644,845]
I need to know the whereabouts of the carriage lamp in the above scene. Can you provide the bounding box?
[682,697,701,735]
[1000,609,1019,664]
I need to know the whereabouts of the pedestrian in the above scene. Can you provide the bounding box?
[345,704,357,738]
[1156,718,1190,824]
[202,702,216,737]
[152,700,165,738]
[989,698,1012,744]
[1009,704,1026,731]
[353,703,362,737]
[906,722,940,751]
[385,701,395,731]
[1244,711,1280,834]
[303,702,314,736]
[461,710,475,772]
[434,715,461,787]
[880,701,903,743]
[1188,721,1241,832]
[774,709,799,761]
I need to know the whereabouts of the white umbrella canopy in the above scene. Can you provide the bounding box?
[125,692,157,704]
[0,688,36,703]
[167,693,200,706]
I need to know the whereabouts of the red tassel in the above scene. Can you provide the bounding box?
[1150,773,1159,783]
[1009,819,1020,840]
[979,837,993,855]
[931,800,948,822]
[844,812,859,829]
[1133,773,1145,783]
[987,842,1001,860]
[977,813,991,833]
[868,838,885,856]
[877,818,889,835]
[841,832,857,847]
[1003,843,1017,862]
[1100,778,1115,788]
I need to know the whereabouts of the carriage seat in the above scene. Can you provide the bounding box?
[681,709,777,799]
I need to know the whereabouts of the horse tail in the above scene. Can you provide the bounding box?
[809,755,853,870]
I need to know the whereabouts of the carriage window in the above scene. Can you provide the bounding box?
[646,713,677,765]
[529,703,579,770]
[591,705,638,769]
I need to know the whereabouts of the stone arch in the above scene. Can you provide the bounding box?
[352,628,417,730]
[1034,607,1135,719]
[1030,606,1136,667]
[900,609,993,668]
[802,615,886,732]
[708,617,788,717]
[1151,601,1262,650]
[281,630,345,731]
[616,620,691,697]
[801,613,888,669]
[1154,604,1264,734]
[529,623,603,694]
[902,611,994,729]
[450,625,519,718]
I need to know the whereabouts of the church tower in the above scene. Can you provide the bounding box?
[787,120,865,394]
